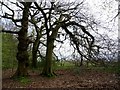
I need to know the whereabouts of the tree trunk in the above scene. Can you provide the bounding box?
[32,39,40,68]
[41,15,64,77]
[80,56,83,66]
[13,3,32,77]
[32,27,43,68]
[41,37,54,77]
[14,60,29,76]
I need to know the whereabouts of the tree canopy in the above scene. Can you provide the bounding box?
[0,0,118,77]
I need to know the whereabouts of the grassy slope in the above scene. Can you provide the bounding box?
[2,33,18,69]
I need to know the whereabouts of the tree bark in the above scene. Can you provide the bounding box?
[41,37,54,77]
[32,27,43,68]
[13,3,32,77]
[41,28,61,76]
[32,38,40,68]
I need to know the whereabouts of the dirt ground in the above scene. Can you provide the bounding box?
[2,68,120,89]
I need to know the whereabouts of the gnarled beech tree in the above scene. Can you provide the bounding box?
[34,1,99,76]
[1,1,32,77]
[15,2,32,77]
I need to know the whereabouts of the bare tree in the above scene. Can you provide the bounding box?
[33,0,100,76]
[0,1,32,77]
[1,0,99,77]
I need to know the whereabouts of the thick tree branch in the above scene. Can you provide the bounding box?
[0,29,18,34]
[34,2,49,35]
[65,21,94,45]
[62,26,91,60]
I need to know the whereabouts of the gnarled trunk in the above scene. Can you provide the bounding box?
[13,3,32,77]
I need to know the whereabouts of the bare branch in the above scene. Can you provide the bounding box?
[0,29,18,34]
[65,21,94,45]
